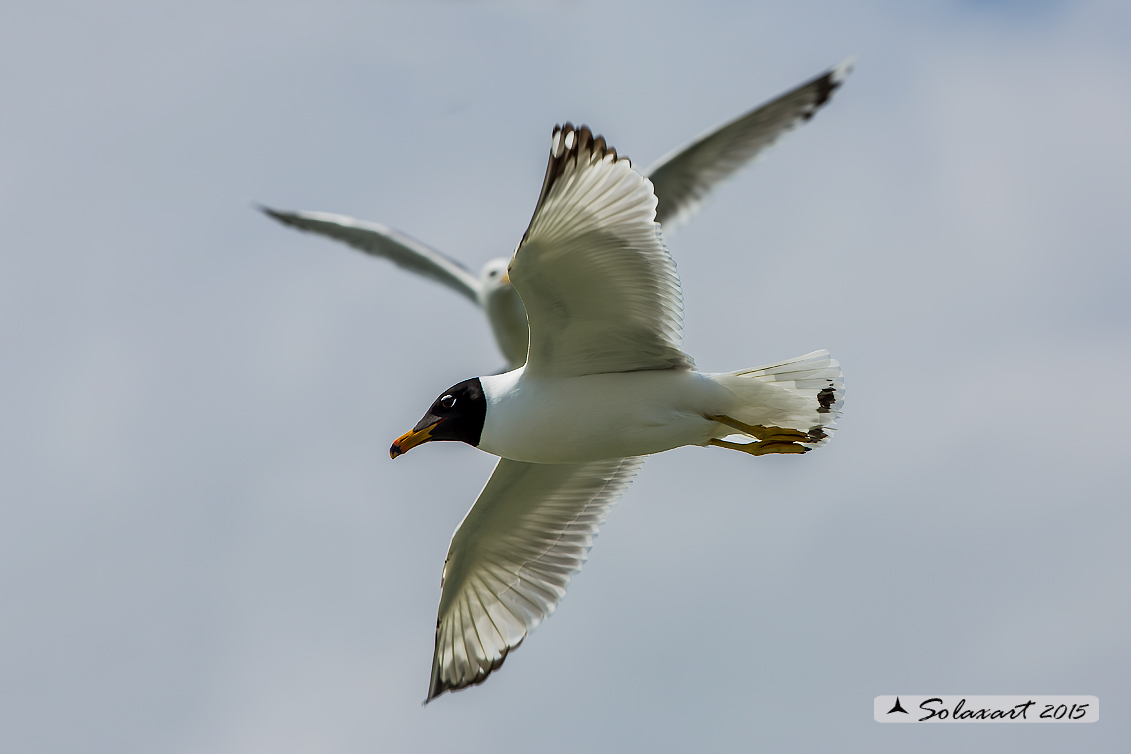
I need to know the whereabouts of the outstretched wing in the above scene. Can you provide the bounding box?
[509,124,693,378]
[428,456,643,702]
[646,59,852,232]
[259,206,482,305]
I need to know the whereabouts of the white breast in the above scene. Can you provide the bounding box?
[478,369,733,463]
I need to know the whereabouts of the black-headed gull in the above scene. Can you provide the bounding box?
[390,124,844,701]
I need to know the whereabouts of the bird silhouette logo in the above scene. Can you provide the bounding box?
[888,697,909,714]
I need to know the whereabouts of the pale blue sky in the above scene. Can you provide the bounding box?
[2,1,1128,752]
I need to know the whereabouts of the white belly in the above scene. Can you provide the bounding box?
[478,368,734,463]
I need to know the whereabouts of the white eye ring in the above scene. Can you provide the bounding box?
[440,395,456,409]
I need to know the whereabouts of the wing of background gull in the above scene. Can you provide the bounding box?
[428,456,643,701]
[646,58,853,232]
[510,124,693,377]
[258,60,852,310]
[258,206,482,305]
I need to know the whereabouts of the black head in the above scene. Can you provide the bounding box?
[389,378,486,458]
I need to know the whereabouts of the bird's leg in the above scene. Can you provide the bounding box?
[705,415,811,456]
[706,415,811,443]
[708,438,809,455]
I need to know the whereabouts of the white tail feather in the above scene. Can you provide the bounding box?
[712,349,843,449]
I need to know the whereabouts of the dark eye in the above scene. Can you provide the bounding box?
[489,270,499,277]
[440,395,456,409]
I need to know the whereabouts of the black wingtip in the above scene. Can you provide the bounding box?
[255,203,286,219]
[424,664,453,705]
[423,632,519,705]
[531,122,631,227]
[802,59,854,121]
[257,205,306,231]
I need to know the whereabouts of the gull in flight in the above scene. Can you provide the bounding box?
[390,124,844,702]
[262,61,852,369]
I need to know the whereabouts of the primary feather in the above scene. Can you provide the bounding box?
[512,125,693,377]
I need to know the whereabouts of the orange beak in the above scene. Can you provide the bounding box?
[389,420,440,459]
